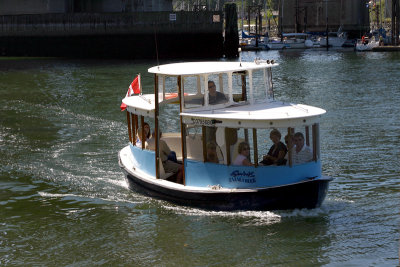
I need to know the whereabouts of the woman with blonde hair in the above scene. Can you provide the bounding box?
[233,142,254,166]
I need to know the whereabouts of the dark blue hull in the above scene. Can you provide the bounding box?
[119,157,332,211]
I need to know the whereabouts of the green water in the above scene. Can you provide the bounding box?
[1,51,399,266]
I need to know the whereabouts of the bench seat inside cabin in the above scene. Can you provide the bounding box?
[161,132,203,162]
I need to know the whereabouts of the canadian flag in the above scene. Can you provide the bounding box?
[120,75,141,111]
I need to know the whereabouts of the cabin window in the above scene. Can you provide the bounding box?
[251,69,270,102]
[206,74,229,106]
[180,123,320,167]
[283,125,320,166]
[181,73,231,110]
[255,127,289,166]
[228,125,320,167]
[232,72,247,102]
[231,68,273,104]
[158,75,179,102]
[182,76,205,109]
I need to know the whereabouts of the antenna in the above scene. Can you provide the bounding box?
[154,25,160,70]
[238,47,242,67]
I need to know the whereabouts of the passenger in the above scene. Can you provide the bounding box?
[143,122,151,139]
[208,80,227,105]
[206,141,219,163]
[233,142,254,166]
[284,133,294,150]
[288,132,313,165]
[147,130,183,184]
[135,127,148,148]
[282,133,294,165]
[260,129,287,165]
[225,127,239,163]
[147,130,177,162]
[136,122,151,144]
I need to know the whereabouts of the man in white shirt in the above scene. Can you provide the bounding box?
[286,132,313,165]
[293,132,313,164]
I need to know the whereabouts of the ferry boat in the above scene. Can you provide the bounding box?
[118,60,332,211]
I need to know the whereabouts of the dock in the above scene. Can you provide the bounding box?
[372,46,400,52]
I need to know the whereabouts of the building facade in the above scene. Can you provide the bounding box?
[0,0,227,58]
[279,0,369,36]
[0,0,173,15]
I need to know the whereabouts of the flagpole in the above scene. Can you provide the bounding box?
[138,73,142,95]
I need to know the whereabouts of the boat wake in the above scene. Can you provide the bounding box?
[161,204,282,225]
[154,195,352,225]
[38,191,144,208]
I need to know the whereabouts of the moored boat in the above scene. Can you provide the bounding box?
[320,31,347,47]
[355,36,380,51]
[282,33,307,49]
[118,60,332,211]
[266,39,286,50]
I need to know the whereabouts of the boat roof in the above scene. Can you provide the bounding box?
[181,101,326,128]
[123,94,326,127]
[148,61,277,76]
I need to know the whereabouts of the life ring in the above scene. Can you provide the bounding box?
[165,93,179,100]
[164,93,188,100]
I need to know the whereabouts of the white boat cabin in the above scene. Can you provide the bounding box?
[121,61,326,189]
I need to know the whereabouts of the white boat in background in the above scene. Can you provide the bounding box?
[282,33,307,49]
[266,33,307,50]
[305,35,321,48]
[266,38,286,50]
[320,31,347,47]
[355,36,380,51]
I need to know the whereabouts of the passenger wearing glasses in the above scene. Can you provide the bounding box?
[208,80,227,105]
[233,142,254,166]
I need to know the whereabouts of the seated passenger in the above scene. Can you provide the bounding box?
[206,141,219,163]
[136,123,151,144]
[147,130,183,183]
[287,132,313,165]
[260,129,287,166]
[284,133,294,150]
[224,127,242,163]
[282,132,294,165]
[208,81,227,105]
[143,122,151,139]
[147,130,177,163]
[135,127,148,148]
[233,142,254,166]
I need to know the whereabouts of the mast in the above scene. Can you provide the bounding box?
[154,74,160,179]
[280,0,284,41]
[241,0,244,34]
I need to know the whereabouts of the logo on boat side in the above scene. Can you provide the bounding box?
[190,118,214,126]
[229,170,256,183]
